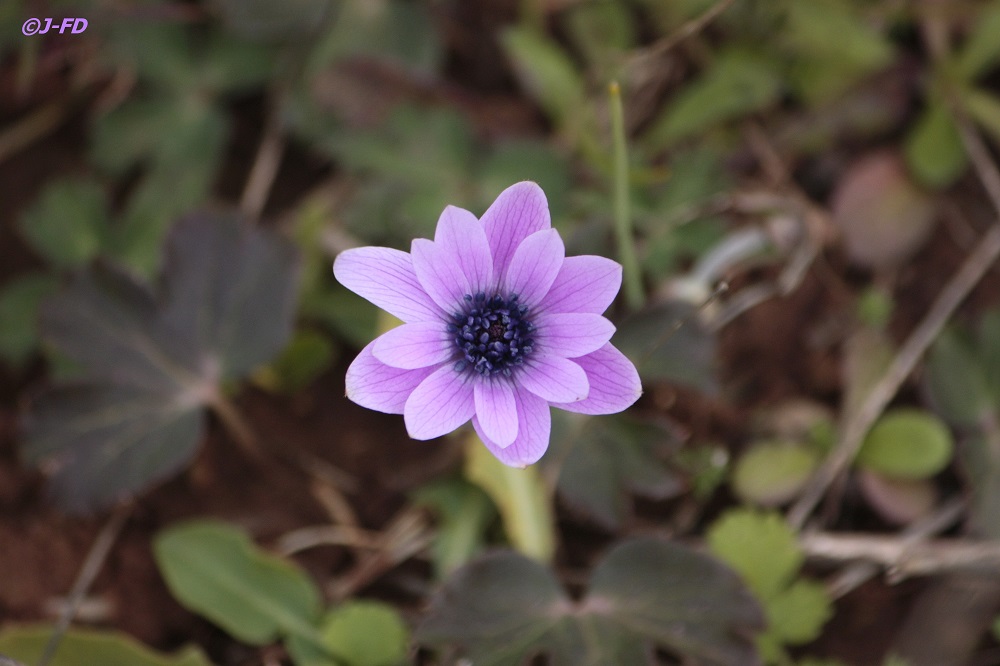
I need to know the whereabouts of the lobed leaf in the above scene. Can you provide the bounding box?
[418,538,764,665]
[22,214,300,512]
[706,509,802,600]
[556,413,682,530]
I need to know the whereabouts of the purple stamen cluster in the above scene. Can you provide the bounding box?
[450,292,533,377]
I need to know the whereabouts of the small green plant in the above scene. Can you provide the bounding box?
[154,520,409,666]
[708,509,833,665]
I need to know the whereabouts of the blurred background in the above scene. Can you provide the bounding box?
[3,1,1000,665]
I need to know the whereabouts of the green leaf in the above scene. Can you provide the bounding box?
[478,142,572,223]
[956,4,1000,80]
[417,538,764,666]
[211,0,331,41]
[255,329,335,394]
[674,442,730,500]
[320,602,407,666]
[464,433,555,563]
[309,0,441,74]
[563,1,635,69]
[645,48,782,147]
[22,214,300,512]
[956,433,1000,539]
[924,327,994,427]
[412,478,496,578]
[198,35,277,92]
[780,0,893,104]
[856,409,954,479]
[963,88,1000,145]
[0,273,58,369]
[732,441,820,507]
[613,301,717,393]
[555,413,682,530]
[706,508,803,600]
[904,102,967,188]
[18,179,109,269]
[767,579,833,644]
[501,27,587,133]
[154,520,323,647]
[0,625,212,666]
[977,311,1000,400]
[301,285,379,350]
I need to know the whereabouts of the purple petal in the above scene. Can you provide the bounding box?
[345,341,436,414]
[535,313,616,358]
[474,380,518,447]
[538,255,622,314]
[517,354,589,403]
[551,343,642,415]
[404,365,475,439]
[502,229,564,307]
[334,247,442,322]
[411,239,469,313]
[434,206,494,294]
[372,322,453,370]
[474,389,551,467]
[481,182,551,281]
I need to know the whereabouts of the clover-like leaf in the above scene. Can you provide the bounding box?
[154,520,323,648]
[21,213,300,512]
[556,413,683,530]
[707,509,803,600]
[417,538,764,666]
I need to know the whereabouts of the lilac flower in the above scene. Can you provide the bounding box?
[333,182,642,467]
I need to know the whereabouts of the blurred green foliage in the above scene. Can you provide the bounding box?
[6,0,1000,663]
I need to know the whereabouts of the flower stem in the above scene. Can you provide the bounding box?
[609,81,644,310]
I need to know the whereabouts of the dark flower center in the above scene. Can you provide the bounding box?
[449,292,534,377]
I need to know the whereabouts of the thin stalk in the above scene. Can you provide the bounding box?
[608,82,644,310]
[37,505,131,666]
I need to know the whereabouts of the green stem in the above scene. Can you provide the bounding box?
[609,82,644,310]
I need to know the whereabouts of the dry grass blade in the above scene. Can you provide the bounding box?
[37,505,131,666]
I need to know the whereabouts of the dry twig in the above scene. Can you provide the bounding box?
[37,505,131,666]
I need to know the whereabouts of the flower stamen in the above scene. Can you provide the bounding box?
[449,293,534,377]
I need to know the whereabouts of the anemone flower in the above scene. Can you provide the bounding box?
[333,181,642,467]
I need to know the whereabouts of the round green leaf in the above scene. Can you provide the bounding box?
[732,441,819,506]
[857,409,954,479]
[320,601,408,666]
